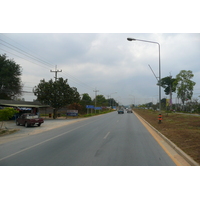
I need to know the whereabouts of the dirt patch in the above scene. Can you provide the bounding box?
[133,109,200,164]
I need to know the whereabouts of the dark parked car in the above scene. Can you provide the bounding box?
[118,110,124,114]
[16,113,44,127]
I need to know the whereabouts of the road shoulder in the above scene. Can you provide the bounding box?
[133,111,199,166]
[0,118,88,145]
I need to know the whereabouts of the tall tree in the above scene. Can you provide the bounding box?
[175,70,196,106]
[80,93,93,112]
[158,76,177,109]
[81,93,92,105]
[94,95,107,106]
[0,54,23,99]
[109,98,118,107]
[33,78,80,118]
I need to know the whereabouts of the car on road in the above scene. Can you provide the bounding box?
[127,109,132,113]
[118,110,124,114]
[16,113,44,127]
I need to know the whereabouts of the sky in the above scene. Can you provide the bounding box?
[1,0,200,106]
[1,33,199,106]
[1,0,200,198]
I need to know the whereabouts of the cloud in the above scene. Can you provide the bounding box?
[1,33,200,105]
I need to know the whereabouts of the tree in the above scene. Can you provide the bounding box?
[0,107,19,129]
[0,54,23,99]
[175,70,196,106]
[94,95,107,106]
[80,93,93,113]
[68,103,82,112]
[109,98,118,107]
[81,93,92,105]
[158,76,177,110]
[33,78,80,118]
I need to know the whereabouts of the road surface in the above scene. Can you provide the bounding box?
[0,111,176,166]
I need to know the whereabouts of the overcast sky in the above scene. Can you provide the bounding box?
[0,33,200,105]
[1,0,200,196]
[1,1,200,106]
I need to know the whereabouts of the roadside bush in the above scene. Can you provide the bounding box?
[0,107,19,129]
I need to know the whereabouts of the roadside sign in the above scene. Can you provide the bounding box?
[94,107,102,110]
[66,110,78,116]
[86,105,94,109]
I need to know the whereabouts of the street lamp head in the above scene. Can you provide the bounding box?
[127,38,136,41]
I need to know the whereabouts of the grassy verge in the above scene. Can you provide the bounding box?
[133,109,200,164]
[0,129,18,136]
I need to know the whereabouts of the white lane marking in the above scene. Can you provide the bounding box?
[104,132,110,139]
[0,119,99,162]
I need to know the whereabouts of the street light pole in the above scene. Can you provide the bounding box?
[127,37,161,113]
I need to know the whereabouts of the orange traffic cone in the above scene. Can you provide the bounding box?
[158,114,162,123]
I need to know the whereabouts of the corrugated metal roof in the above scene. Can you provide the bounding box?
[0,103,49,108]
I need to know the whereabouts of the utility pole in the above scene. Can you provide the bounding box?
[50,65,62,81]
[93,88,99,113]
[50,65,62,119]
[169,73,172,110]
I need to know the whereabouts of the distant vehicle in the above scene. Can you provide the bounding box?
[127,109,132,113]
[16,113,44,127]
[118,110,124,114]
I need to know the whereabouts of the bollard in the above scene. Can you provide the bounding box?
[158,114,162,123]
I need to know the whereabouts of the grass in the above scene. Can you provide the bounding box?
[0,128,18,136]
[133,109,200,164]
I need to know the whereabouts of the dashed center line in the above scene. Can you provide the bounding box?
[104,132,110,139]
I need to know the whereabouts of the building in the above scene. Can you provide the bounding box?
[0,99,50,117]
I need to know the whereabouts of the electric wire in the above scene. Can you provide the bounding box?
[0,39,54,68]
[0,35,116,100]
[0,33,55,67]
[0,47,51,70]
[0,38,96,92]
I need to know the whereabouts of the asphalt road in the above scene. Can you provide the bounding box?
[0,111,176,166]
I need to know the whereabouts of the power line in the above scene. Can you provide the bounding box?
[0,34,55,67]
[0,47,95,92]
[0,47,51,70]
[0,35,102,95]
[0,42,94,91]
[0,41,54,68]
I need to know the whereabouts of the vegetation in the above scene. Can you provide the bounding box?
[0,54,23,99]
[140,70,197,112]
[80,93,93,113]
[175,70,196,106]
[33,78,80,118]
[134,109,200,164]
[0,107,19,129]
[1,55,197,118]
[158,75,177,110]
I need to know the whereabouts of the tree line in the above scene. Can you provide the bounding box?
[1,54,199,116]
[0,54,118,118]
[136,70,198,112]
[158,70,196,108]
